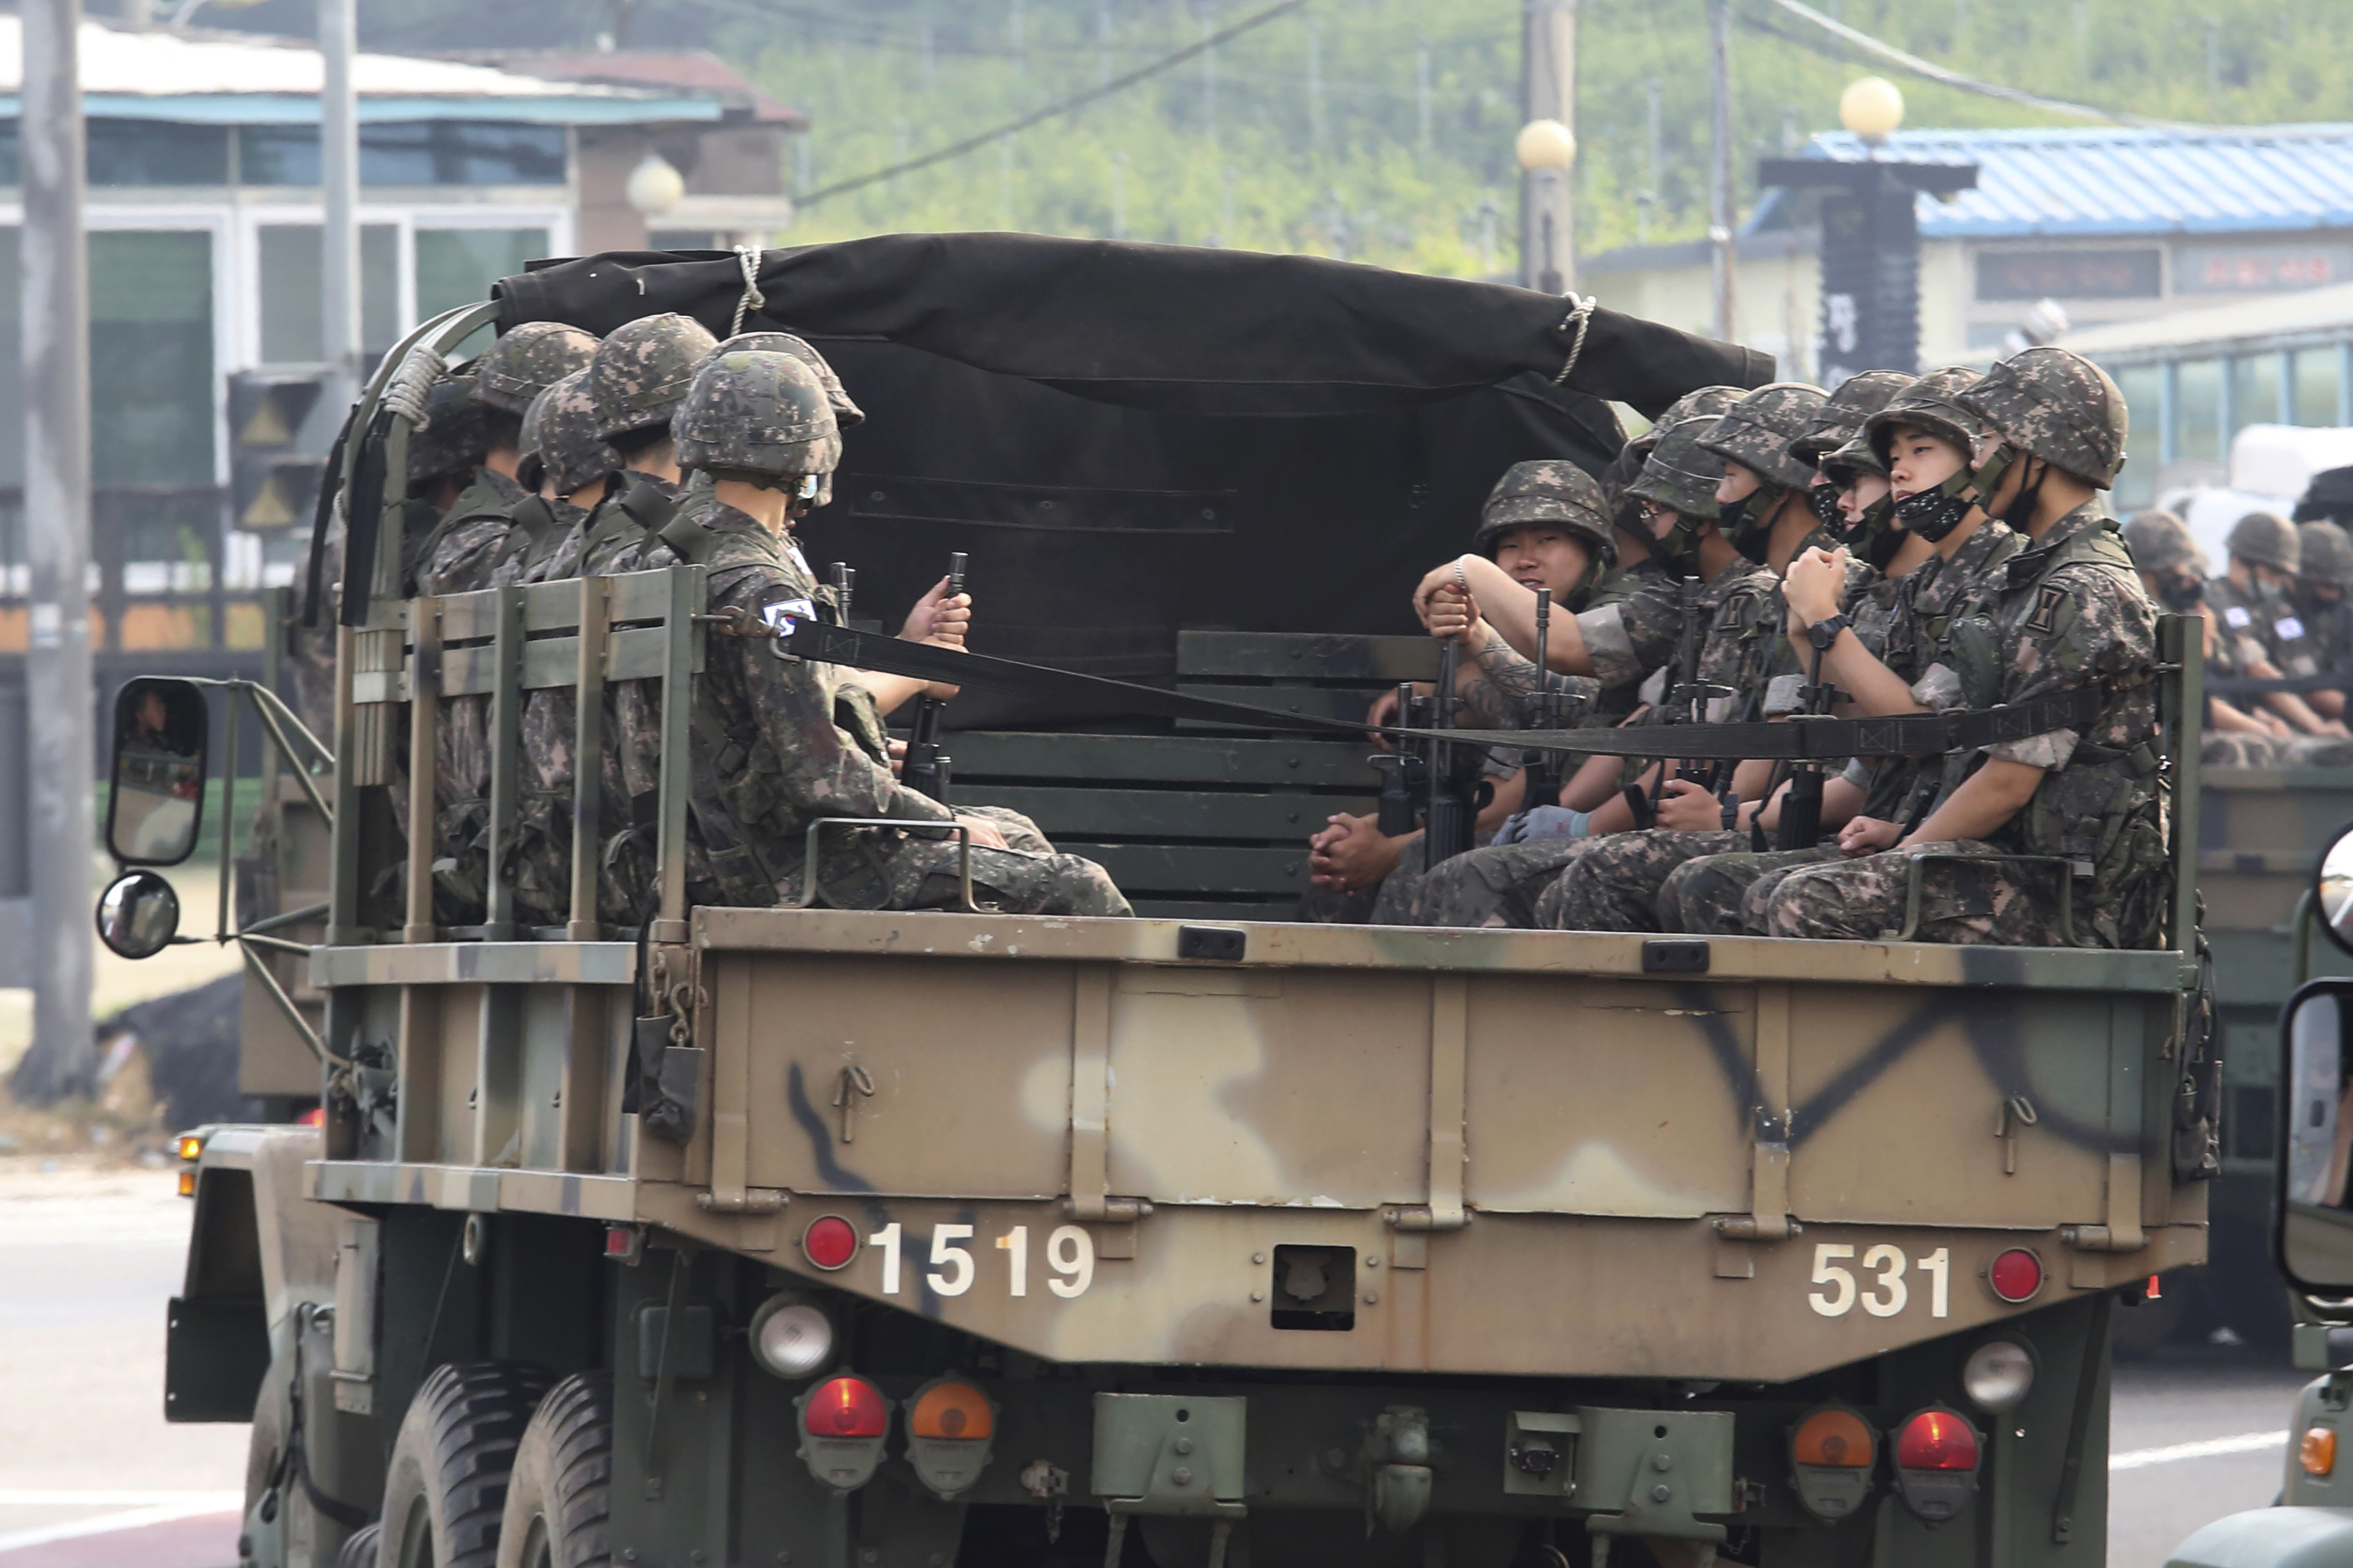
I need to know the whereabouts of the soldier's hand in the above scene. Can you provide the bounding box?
[1654,778,1725,832]
[954,814,1010,851]
[1426,585,1483,646]
[1838,816,1901,856]
[1412,556,1478,625]
[1784,547,1848,629]
[887,738,908,777]
[905,578,972,646]
[1307,813,1400,892]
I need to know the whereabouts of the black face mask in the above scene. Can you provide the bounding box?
[1805,482,1846,531]
[1893,485,1974,545]
[1718,485,1783,565]
[2156,572,2205,613]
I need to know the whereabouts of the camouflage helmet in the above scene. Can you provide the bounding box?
[1472,460,1615,571]
[2121,509,2205,577]
[1865,367,1987,468]
[1954,346,2128,489]
[1629,385,1744,458]
[520,367,621,494]
[673,351,842,482]
[2299,519,2353,587]
[406,372,488,485]
[1697,382,1829,490]
[1790,370,1912,466]
[714,332,865,428]
[475,321,599,416]
[590,313,722,441]
[1624,419,1723,520]
[1817,431,1888,485]
[2227,509,2301,573]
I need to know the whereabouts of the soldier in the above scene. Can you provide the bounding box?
[2120,509,2312,769]
[1398,423,1779,929]
[1787,370,1910,551]
[1660,368,2025,935]
[575,313,723,575]
[408,321,598,597]
[664,349,1129,916]
[2297,519,2353,705]
[1302,461,1608,923]
[1757,346,2168,949]
[2205,511,2349,738]
[1702,382,1831,571]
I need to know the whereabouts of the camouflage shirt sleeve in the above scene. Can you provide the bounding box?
[1985,562,2156,770]
[714,565,955,828]
[418,517,515,597]
[1575,579,1680,690]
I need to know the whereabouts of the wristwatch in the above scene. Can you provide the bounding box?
[1805,613,1852,652]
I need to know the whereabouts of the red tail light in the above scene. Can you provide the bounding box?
[804,1375,889,1439]
[1988,1248,2042,1304]
[802,1216,859,1271]
[1892,1406,1982,1523]
[1897,1408,1980,1470]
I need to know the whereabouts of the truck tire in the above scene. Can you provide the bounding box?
[378,1363,551,1568]
[338,1523,382,1568]
[495,1374,614,1568]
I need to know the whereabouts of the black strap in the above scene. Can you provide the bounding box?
[300,414,353,629]
[754,615,2117,762]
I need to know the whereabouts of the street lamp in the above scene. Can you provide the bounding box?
[1515,117,1577,294]
[1838,76,1905,149]
[626,150,686,219]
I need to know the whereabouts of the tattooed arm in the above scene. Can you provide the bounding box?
[1456,623,1599,731]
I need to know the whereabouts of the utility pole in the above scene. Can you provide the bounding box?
[19,0,92,1105]
[1708,0,1737,343]
[321,0,361,414]
[1518,0,1575,293]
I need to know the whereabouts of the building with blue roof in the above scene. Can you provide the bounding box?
[1584,124,2353,400]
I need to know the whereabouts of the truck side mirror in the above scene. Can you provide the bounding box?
[105,678,209,868]
[2318,825,2353,956]
[2279,973,2353,1290]
[95,869,180,960]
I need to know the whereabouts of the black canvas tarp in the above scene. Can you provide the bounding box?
[495,233,1771,725]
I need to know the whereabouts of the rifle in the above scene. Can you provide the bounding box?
[901,552,968,805]
[1519,589,1565,812]
[1625,574,1728,830]
[1772,635,1841,852]
[828,562,855,623]
[1421,633,1479,868]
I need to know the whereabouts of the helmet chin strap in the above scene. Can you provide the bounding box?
[1998,453,2049,532]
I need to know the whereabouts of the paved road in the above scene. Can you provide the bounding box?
[0,1158,2327,1567]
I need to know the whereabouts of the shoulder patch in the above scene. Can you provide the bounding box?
[2224,604,2252,629]
[2026,583,2068,636]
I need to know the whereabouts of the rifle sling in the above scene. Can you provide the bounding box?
[758,616,2115,763]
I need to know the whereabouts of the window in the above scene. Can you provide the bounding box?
[2233,354,2284,435]
[90,231,215,486]
[2175,359,2221,464]
[236,122,566,187]
[87,120,229,186]
[415,228,548,324]
[255,223,401,364]
[2112,363,2161,511]
[2295,348,2344,427]
[1975,248,2162,302]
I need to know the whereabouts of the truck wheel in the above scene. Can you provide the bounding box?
[338,1524,382,1568]
[378,1363,551,1568]
[495,1373,614,1568]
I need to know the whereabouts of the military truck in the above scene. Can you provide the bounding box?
[2175,765,2353,1349]
[119,239,2213,1568]
[2164,877,2353,1567]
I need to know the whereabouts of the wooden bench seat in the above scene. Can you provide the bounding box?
[946,630,1441,920]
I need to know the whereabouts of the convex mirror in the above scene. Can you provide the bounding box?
[105,678,208,867]
[95,870,181,960]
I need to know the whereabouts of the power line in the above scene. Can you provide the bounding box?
[795,0,1312,208]
[1758,0,2201,130]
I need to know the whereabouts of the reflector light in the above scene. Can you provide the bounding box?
[177,1169,196,1197]
[2304,1427,2338,1477]
[1792,1408,1873,1467]
[805,1376,889,1439]
[910,1380,995,1441]
[298,1107,325,1128]
[174,1134,204,1162]
[803,1216,859,1271]
[1988,1248,2043,1304]
[1897,1409,1981,1472]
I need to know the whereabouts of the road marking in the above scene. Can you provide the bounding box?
[0,1502,239,1555]
[2110,1430,2288,1472]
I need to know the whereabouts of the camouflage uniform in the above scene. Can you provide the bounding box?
[1762,349,2169,949]
[670,351,1129,917]
[2295,519,2353,681]
[1660,519,2024,935]
[2208,512,2324,680]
